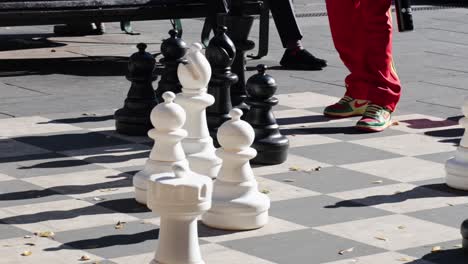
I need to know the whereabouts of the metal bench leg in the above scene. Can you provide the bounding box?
[248,0,270,59]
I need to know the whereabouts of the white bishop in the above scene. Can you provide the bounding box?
[176,42,222,178]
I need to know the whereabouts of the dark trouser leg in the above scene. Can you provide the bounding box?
[269,0,303,48]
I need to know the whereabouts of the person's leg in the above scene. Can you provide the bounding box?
[270,0,327,70]
[355,0,401,132]
[324,0,370,117]
[360,0,401,112]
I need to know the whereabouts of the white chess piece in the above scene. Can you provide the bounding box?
[133,91,189,205]
[176,42,222,178]
[446,97,468,190]
[147,164,212,264]
[202,108,270,230]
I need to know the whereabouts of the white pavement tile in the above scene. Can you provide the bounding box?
[252,154,331,177]
[321,251,434,264]
[274,109,349,129]
[0,138,50,158]
[0,173,15,182]
[287,134,342,148]
[351,134,457,156]
[315,215,460,251]
[60,144,149,169]
[23,169,132,199]
[0,199,139,233]
[339,157,445,182]
[257,176,321,202]
[276,92,340,109]
[110,253,154,264]
[0,116,80,137]
[328,183,468,214]
[391,114,460,134]
[201,216,308,243]
[0,236,103,264]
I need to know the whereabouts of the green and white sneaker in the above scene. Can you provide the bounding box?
[355,104,392,132]
[323,96,369,118]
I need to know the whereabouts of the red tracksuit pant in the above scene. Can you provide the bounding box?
[326,0,402,111]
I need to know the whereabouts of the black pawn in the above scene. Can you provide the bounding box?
[462,219,468,250]
[206,26,239,146]
[155,30,187,103]
[244,65,289,165]
[115,43,157,136]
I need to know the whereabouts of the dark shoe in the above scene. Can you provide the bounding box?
[54,23,105,36]
[280,49,327,70]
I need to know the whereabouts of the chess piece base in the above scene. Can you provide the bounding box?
[251,136,289,165]
[114,107,153,136]
[133,159,189,204]
[446,147,468,191]
[202,191,269,230]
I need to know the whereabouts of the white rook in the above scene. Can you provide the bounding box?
[202,109,270,230]
[446,96,468,190]
[133,92,189,205]
[147,164,212,264]
[176,42,221,178]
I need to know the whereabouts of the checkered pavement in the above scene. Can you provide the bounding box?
[0,91,467,264]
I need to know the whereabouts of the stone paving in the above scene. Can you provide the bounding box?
[0,2,467,264]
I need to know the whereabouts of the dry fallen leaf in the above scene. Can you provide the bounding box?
[115,221,126,229]
[447,203,454,206]
[392,120,400,126]
[289,166,300,171]
[375,236,388,241]
[24,243,36,246]
[21,250,32,256]
[36,231,55,238]
[23,235,32,239]
[261,189,270,194]
[397,257,412,261]
[431,246,442,252]
[80,255,91,261]
[338,247,354,255]
[398,225,406,230]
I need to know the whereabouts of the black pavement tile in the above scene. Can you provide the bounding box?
[48,221,160,259]
[267,166,400,194]
[270,195,391,228]
[400,240,468,264]
[408,204,468,229]
[0,221,32,240]
[289,142,402,166]
[221,228,385,264]
[14,131,132,152]
[0,152,105,179]
[0,180,71,208]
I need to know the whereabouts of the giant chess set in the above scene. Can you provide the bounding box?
[0,24,468,264]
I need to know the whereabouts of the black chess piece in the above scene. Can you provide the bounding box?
[462,219,468,250]
[244,64,289,165]
[115,43,157,136]
[206,26,239,147]
[155,30,187,103]
[221,11,255,115]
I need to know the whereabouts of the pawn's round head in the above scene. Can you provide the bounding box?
[151,92,186,131]
[246,64,277,100]
[217,109,255,150]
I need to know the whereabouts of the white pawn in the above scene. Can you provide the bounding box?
[147,164,212,264]
[133,91,189,205]
[202,108,270,230]
[446,96,468,190]
[176,42,222,178]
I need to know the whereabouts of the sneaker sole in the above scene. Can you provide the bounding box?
[355,121,392,132]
